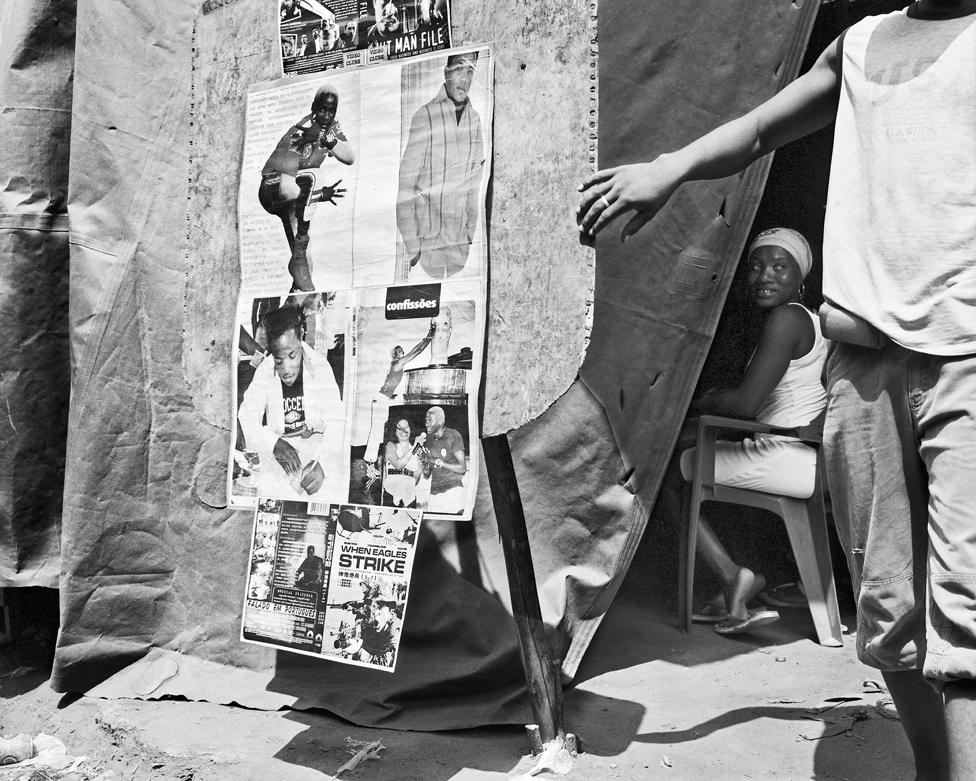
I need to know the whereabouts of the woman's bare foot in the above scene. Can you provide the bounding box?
[723,568,766,621]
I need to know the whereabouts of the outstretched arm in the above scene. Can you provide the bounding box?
[397,328,434,367]
[577,37,842,243]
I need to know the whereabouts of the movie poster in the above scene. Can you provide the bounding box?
[242,499,420,671]
[278,0,453,76]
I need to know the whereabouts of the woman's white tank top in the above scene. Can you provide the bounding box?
[754,304,828,429]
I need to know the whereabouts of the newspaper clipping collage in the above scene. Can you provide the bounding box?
[231,0,490,672]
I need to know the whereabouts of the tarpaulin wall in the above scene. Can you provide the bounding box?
[0,0,73,588]
[52,0,618,729]
[36,0,815,729]
[582,1,820,510]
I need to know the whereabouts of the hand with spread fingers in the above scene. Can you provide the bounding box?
[576,154,686,244]
[320,179,346,206]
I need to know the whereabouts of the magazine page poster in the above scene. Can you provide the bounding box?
[238,45,493,295]
[278,0,453,76]
[229,290,354,510]
[347,279,481,520]
[242,498,421,672]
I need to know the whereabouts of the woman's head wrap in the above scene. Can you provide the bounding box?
[748,228,813,279]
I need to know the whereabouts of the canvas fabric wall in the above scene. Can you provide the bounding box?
[0,0,73,588]
[0,0,815,728]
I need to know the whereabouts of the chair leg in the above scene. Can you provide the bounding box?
[678,483,701,633]
[780,499,843,647]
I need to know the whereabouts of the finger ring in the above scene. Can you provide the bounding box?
[600,194,611,210]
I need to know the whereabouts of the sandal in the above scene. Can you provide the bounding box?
[714,609,780,636]
[759,582,808,609]
[692,601,728,624]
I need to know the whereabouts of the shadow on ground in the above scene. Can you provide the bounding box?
[574,499,858,684]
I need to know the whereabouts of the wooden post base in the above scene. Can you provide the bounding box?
[482,433,569,748]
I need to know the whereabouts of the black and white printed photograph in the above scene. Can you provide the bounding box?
[347,281,480,519]
[230,292,352,509]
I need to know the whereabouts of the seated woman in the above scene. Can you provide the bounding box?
[383,418,422,507]
[677,227,828,635]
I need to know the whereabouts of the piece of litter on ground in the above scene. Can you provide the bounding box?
[0,733,33,765]
[660,755,672,768]
[875,697,900,721]
[515,740,574,778]
[342,737,385,757]
[862,679,886,695]
[130,655,180,697]
[798,727,849,742]
[799,708,873,742]
[0,666,38,680]
[806,697,861,715]
[335,738,385,776]
[801,715,837,725]
[775,656,787,662]
[3,733,77,771]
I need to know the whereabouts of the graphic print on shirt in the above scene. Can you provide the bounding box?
[281,372,307,435]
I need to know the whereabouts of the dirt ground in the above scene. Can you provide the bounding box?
[1,524,913,781]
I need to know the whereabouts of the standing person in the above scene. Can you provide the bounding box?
[259,84,354,291]
[295,545,326,589]
[311,28,325,54]
[419,406,466,514]
[383,419,422,508]
[362,325,434,474]
[577,3,976,777]
[396,52,485,280]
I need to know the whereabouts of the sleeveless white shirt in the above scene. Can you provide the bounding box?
[754,305,828,429]
[822,9,976,355]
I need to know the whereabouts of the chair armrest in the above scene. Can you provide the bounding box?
[690,414,822,446]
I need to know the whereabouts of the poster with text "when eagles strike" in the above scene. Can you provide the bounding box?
[242,498,420,671]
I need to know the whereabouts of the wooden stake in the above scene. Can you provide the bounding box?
[482,433,566,746]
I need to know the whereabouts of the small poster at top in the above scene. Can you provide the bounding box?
[278,0,453,75]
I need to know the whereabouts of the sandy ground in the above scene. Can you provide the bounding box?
[1,527,913,780]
